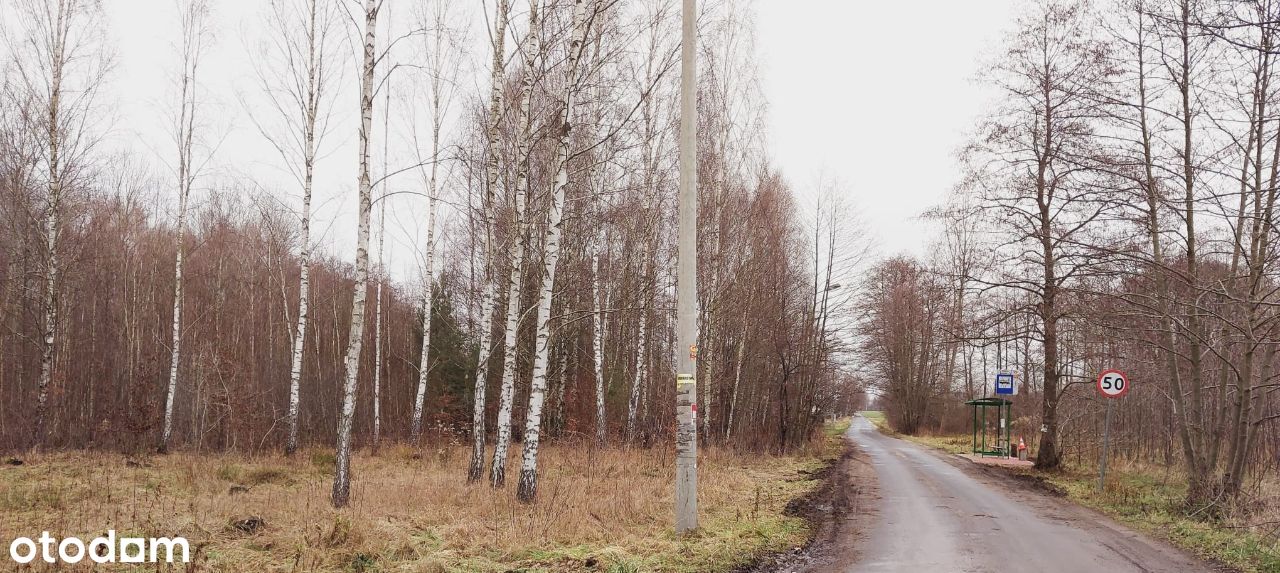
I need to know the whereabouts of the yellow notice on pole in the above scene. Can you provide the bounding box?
[677,373,695,387]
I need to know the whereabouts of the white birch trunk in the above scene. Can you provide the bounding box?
[516,0,590,500]
[467,0,510,484]
[410,135,439,443]
[726,332,744,440]
[490,0,540,488]
[372,82,390,452]
[372,200,384,451]
[625,300,648,443]
[592,251,607,446]
[33,22,65,448]
[160,9,203,453]
[410,7,448,441]
[34,139,60,451]
[332,0,378,509]
[273,0,332,457]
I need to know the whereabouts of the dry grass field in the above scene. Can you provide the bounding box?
[0,433,842,572]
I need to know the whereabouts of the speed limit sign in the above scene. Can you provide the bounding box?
[1097,369,1130,399]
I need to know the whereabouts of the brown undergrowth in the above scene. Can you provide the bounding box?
[0,433,842,572]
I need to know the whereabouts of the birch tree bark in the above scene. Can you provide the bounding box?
[160,0,211,454]
[251,0,339,457]
[372,65,392,453]
[9,0,108,449]
[516,0,593,502]
[409,0,456,443]
[591,249,607,446]
[625,265,648,443]
[332,0,378,509]
[490,0,540,488]
[467,0,510,484]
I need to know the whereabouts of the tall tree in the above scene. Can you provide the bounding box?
[517,0,597,502]
[965,0,1113,469]
[160,0,213,455]
[248,0,340,456]
[5,0,110,449]
[490,0,541,489]
[467,0,511,484]
[332,0,379,509]
[408,0,464,444]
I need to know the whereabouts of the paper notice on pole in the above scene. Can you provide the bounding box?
[677,374,694,387]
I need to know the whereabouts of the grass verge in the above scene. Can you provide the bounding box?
[1039,463,1280,573]
[0,427,846,573]
[857,411,1280,572]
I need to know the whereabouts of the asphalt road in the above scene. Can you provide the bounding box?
[846,415,1217,573]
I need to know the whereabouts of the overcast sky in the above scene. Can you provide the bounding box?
[87,0,1024,280]
[756,0,1019,257]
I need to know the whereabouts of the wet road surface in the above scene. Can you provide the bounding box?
[847,415,1216,573]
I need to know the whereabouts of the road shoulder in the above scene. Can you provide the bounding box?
[741,431,880,573]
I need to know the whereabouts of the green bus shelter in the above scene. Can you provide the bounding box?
[966,397,1012,457]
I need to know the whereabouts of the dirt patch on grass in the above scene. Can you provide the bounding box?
[739,434,879,573]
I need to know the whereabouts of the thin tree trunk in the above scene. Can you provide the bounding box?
[32,12,66,449]
[626,294,648,443]
[410,125,440,443]
[332,0,378,509]
[592,250,607,446]
[726,326,745,441]
[517,0,590,501]
[467,0,510,484]
[490,0,540,488]
[372,74,392,453]
[160,10,203,453]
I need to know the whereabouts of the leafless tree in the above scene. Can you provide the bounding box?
[159,0,213,455]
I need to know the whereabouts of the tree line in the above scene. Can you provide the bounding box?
[0,0,860,505]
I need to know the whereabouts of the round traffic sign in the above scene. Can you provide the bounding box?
[1097,369,1130,398]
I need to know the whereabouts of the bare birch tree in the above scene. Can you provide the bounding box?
[160,0,213,454]
[409,0,464,443]
[332,0,379,509]
[467,0,511,485]
[5,0,110,449]
[247,0,340,456]
[490,0,541,488]
[516,0,597,502]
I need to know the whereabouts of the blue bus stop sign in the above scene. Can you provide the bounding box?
[995,372,1015,395]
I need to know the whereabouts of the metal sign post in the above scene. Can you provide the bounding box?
[1096,369,1129,492]
[1098,400,1113,492]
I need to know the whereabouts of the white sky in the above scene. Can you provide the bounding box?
[756,0,1019,258]
[35,0,1024,280]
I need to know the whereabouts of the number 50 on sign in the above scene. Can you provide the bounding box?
[1096,369,1130,399]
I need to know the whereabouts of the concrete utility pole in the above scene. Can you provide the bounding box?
[675,0,699,534]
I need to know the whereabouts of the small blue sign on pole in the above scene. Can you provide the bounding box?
[995,372,1015,395]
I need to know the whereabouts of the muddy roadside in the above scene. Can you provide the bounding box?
[737,432,879,573]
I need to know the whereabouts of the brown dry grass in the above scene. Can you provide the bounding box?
[0,435,839,572]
